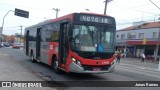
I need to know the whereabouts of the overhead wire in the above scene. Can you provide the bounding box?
[0,0,160,32]
[108,0,160,25]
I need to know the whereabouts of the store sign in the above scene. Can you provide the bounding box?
[143,38,147,44]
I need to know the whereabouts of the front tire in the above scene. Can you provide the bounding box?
[52,58,62,74]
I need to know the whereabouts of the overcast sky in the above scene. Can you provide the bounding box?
[0,0,160,35]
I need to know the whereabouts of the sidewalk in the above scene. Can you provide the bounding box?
[0,49,53,89]
[117,57,160,71]
[0,51,42,81]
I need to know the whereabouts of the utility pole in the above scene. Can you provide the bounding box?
[85,9,92,13]
[0,10,14,44]
[104,0,112,15]
[149,0,160,70]
[19,25,23,44]
[155,27,160,70]
[52,8,60,18]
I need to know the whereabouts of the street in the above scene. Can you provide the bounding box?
[0,47,160,90]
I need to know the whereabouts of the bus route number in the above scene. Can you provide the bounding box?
[80,15,111,24]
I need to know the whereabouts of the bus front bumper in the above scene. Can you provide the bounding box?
[69,61,115,73]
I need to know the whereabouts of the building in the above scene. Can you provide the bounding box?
[116,22,160,60]
[2,35,15,44]
[1,33,24,45]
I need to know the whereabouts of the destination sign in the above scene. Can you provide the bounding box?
[79,15,113,24]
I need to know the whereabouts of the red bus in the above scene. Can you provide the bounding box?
[24,13,116,73]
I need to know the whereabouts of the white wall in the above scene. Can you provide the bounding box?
[116,27,159,40]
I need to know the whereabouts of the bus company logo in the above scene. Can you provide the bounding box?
[102,61,110,64]
[2,82,12,87]
[1,82,43,87]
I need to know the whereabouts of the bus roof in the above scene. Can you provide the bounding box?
[80,12,112,17]
[26,12,114,29]
[26,13,74,29]
[50,12,113,22]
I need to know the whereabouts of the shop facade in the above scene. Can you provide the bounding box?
[116,22,160,60]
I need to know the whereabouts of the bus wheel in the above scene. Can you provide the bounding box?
[52,58,61,74]
[30,53,36,63]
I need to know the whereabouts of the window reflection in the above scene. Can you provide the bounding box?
[72,25,114,52]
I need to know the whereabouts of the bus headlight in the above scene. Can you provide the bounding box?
[72,57,76,62]
[71,57,82,67]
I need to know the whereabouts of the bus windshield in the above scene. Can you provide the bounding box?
[71,24,115,53]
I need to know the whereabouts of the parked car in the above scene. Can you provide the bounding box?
[3,43,10,47]
[0,43,3,48]
[9,43,13,46]
[19,43,24,47]
[12,43,20,49]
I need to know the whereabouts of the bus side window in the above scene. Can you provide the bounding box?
[51,23,59,42]
[51,31,58,41]
[41,24,53,42]
[41,26,46,42]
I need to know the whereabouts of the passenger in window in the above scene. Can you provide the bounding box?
[73,26,81,50]
[80,33,92,46]
[101,36,107,45]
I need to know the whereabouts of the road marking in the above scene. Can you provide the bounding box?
[141,67,145,69]
[0,53,22,56]
[117,63,153,70]
[116,65,160,79]
[0,54,9,56]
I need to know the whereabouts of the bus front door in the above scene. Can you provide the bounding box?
[58,22,69,68]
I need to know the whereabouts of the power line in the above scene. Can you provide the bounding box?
[116,14,160,22]
[149,0,160,10]
[148,0,160,65]
[2,26,26,29]
[107,1,160,18]
[3,26,20,29]
[2,25,25,35]
[117,19,159,26]
[110,1,160,11]
[0,2,51,11]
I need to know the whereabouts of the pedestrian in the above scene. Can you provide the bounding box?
[116,50,122,63]
[141,53,145,63]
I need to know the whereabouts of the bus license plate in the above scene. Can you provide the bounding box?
[93,68,101,71]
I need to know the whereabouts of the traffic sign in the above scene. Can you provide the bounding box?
[14,8,29,18]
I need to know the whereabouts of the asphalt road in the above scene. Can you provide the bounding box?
[0,47,160,90]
